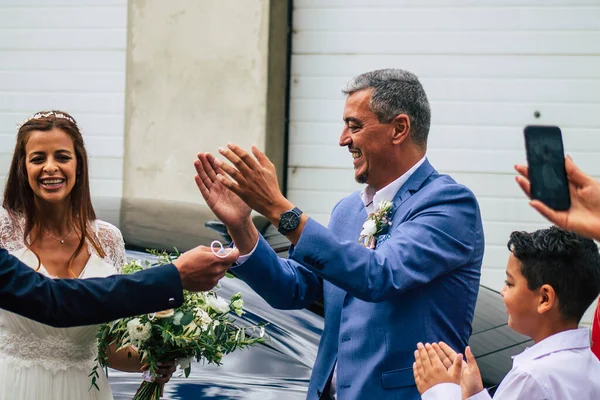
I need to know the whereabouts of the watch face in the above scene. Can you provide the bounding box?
[280,211,299,230]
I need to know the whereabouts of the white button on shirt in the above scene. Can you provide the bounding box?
[421,328,600,400]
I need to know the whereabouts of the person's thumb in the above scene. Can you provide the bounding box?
[465,346,478,372]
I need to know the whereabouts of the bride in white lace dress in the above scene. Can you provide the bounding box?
[0,111,175,400]
[0,211,126,399]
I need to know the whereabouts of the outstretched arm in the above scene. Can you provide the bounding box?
[194,151,322,310]
[1,244,238,327]
[232,235,323,310]
[203,144,480,303]
[0,247,183,327]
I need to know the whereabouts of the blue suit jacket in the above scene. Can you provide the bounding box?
[234,160,484,399]
[0,247,183,327]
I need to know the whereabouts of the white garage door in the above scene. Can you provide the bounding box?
[0,0,127,225]
[287,0,600,317]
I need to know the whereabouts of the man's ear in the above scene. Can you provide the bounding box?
[537,284,556,315]
[391,114,411,145]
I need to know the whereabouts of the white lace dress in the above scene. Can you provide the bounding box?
[0,208,126,400]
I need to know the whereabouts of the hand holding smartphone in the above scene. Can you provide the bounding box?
[523,125,571,211]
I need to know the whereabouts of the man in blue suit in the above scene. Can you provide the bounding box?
[195,68,484,399]
[0,245,238,327]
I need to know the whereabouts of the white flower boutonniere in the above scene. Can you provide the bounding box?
[360,219,378,237]
[359,200,393,249]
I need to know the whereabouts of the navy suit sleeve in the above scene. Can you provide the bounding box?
[0,247,183,327]
[291,183,482,302]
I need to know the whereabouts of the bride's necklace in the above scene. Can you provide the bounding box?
[44,228,75,244]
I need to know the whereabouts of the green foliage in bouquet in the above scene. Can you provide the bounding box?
[90,249,266,399]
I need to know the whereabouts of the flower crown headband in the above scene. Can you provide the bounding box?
[17,111,76,130]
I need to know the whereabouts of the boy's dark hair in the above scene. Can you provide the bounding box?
[508,226,600,323]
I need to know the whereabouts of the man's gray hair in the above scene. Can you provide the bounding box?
[342,69,431,147]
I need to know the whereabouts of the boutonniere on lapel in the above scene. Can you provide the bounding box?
[359,200,393,249]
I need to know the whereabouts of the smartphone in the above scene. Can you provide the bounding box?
[524,125,570,211]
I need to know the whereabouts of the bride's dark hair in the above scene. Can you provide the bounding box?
[3,110,106,276]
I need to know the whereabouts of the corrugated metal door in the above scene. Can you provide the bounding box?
[287,0,600,313]
[0,0,128,224]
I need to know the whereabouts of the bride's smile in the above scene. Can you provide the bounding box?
[25,127,77,205]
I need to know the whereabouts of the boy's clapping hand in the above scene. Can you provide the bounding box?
[413,342,485,399]
[413,342,462,393]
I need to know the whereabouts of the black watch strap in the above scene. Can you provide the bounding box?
[278,207,303,235]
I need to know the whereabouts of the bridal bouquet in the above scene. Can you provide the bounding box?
[91,249,266,399]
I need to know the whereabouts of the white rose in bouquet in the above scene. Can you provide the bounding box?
[194,308,213,332]
[127,318,152,342]
[206,296,230,314]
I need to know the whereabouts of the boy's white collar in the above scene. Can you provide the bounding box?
[512,328,591,366]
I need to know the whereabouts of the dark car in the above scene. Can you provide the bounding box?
[108,221,531,399]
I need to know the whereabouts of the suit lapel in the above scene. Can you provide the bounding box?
[390,159,436,230]
[344,195,369,242]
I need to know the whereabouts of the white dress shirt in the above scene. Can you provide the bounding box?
[422,328,600,400]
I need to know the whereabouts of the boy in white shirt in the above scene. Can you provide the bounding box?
[413,226,600,400]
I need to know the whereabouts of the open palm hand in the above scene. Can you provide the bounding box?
[194,152,251,227]
[434,342,484,399]
[413,342,463,395]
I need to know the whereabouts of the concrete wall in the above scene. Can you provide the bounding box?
[122,0,289,250]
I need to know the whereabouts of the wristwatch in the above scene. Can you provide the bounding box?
[278,207,303,235]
